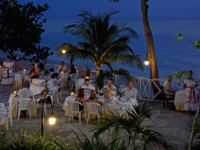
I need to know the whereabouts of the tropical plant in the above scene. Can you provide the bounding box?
[72,128,127,150]
[57,10,143,73]
[91,102,177,150]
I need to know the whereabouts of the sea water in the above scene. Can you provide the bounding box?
[1,19,200,79]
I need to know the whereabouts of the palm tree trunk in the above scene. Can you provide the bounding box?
[188,102,200,150]
[141,0,160,94]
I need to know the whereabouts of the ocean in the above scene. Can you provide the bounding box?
[1,19,200,79]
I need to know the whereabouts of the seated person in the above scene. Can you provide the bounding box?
[46,68,54,80]
[17,82,33,118]
[67,64,76,81]
[58,61,67,73]
[47,74,58,94]
[103,91,113,105]
[78,67,85,79]
[163,75,176,98]
[75,88,86,119]
[30,67,40,79]
[88,90,102,105]
[81,78,95,99]
[100,78,117,97]
[119,80,138,106]
[15,62,23,72]
[29,64,35,76]
[34,82,49,103]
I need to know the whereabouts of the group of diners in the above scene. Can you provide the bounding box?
[163,70,199,114]
[73,78,138,120]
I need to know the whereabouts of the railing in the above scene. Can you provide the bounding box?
[20,62,183,101]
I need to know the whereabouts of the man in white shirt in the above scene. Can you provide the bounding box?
[81,78,95,99]
[100,78,117,96]
[163,75,176,98]
[47,74,58,93]
[119,80,138,106]
[58,61,67,73]
[17,82,33,118]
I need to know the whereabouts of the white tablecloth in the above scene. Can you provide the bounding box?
[30,84,44,95]
[63,96,76,116]
[32,79,45,84]
[14,72,26,84]
[174,91,185,111]
[60,73,68,80]
[8,94,36,117]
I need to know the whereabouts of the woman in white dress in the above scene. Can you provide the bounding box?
[1,56,14,87]
[183,70,198,113]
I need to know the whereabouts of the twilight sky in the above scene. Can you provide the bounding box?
[18,0,200,20]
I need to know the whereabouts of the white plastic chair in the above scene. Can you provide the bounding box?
[76,79,85,92]
[17,98,31,120]
[106,104,125,119]
[68,101,86,124]
[50,86,60,104]
[69,73,78,91]
[86,102,101,124]
[0,105,14,130]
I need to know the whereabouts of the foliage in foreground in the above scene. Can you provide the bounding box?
[91,102,177,150]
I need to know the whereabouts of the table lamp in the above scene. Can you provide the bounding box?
[0,65,2,68]
[13,91,17,96]
[61,71,64,74]
[70,92,75,97]
[34,82,38,85]
[23,69,26,72]
[85,76,90,79]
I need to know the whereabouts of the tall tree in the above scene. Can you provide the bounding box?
[57,10,143,72]
[0,0,53,62]
[110,0,159,88]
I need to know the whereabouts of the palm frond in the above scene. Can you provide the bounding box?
[105,54,144,70]
[142,129,177,150]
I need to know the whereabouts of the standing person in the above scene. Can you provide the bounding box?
[183,70,198,113]
[58,61,67,73]
[100,78,117,96]
[1,56,14,88]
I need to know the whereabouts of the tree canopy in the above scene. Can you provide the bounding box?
[0,0,53,62]
[57,10,143,72]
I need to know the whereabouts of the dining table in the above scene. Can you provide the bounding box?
[8,94,37,118]
[13,72,27,88]
[30,84,44,95]
[174,90,185,111]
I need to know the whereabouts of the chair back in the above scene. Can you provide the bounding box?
[8,105,14,117]
[72,101,83,112]
[39,71,45,78]
[60,78,67,87]
[18,98,31,109]
[70,73,78,80]
[87,102,100,114]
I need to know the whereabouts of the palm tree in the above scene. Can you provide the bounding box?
[57,10,143,73]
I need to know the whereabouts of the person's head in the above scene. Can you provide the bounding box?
[17,62,21,66]
[43,82,49,89]
[85,78,90,86]
[30,64,35,69]
[70,64,75,69]
[61,61,65,66]
[188,70,193,77]
[167,75,172,82]
[78,67,83,72]
[23,82,29,88]
[107,78,113,87]
[128,80,134,89]
[38,63,44,70]
[77,88,85,98]
[50,74,56,79]
[89,90,96,100]
[49,68,54,72]
[7,55,12,61]
[104,91,111,99]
